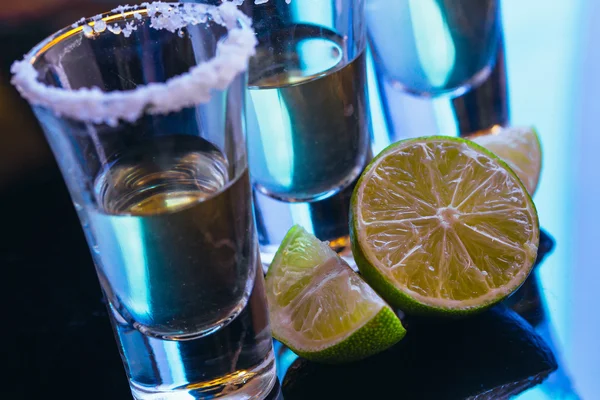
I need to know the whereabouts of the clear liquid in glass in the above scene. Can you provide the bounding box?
[367,0,500,96]
[247,24,370,260]
[84,135,274,397]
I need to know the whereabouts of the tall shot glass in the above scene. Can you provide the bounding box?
[244,0,370,264]
[11,2,276,399]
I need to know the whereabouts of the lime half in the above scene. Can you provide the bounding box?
[266,226,406,364]
[350,136,540,316]
[472,126,542,195]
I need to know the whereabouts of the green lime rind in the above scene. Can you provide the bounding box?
[267,225,407,364]
[350,228,499,317]
[350,136,540,317]
[276,306,406,364]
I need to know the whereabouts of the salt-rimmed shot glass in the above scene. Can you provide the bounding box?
[11,2,276,399]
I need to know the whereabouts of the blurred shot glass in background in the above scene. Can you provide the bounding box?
[366,0,509,141]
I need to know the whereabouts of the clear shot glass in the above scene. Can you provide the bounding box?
[11,2,276,399]
[244,0,370,265]
[367,0,501,97]
[365,0,508,142]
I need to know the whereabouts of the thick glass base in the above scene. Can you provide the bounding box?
[110,268,276,400]
[129,350,277,399]
[254,176,359,271]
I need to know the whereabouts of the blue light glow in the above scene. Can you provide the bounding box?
[112,218,151,318]
[501,1,600,398]
[250,89,295,189]
[408,0,455,89]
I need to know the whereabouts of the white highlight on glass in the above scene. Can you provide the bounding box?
[251,90,295,189]
[408,0,455,89]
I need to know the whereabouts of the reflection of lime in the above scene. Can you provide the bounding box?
[282,306,558,400]
[350,136,539,316]
[265,226,406,364]
[472,126,542,195]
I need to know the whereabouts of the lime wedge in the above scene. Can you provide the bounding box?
[350,136,540,316]
[471,126,542,195]
[266,225,406,363]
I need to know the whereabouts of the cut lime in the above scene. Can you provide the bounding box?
[265,225,406,364]
[471,126,542,195]
[350,136,540,316]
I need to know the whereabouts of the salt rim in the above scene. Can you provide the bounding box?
[10,2,257,126]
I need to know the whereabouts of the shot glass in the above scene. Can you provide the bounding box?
[11,2,276,399]
[244,0,370,264]
[367,0,501,98]
[365,0,508,141]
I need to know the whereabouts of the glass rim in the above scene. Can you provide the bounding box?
[10,1,257,126]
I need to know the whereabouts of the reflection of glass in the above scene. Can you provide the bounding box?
[246,0,370,264]
[367,0,500,97]
[11,3,276,398]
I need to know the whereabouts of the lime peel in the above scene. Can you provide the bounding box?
[266,226,406,364]
[289,307,405,363]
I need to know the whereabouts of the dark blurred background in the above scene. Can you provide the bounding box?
[1,1,598,399]
[0,1,122,188]
[0,2,135,398]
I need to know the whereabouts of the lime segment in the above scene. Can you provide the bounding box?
[266,226,406,363]
[471,126,542,195]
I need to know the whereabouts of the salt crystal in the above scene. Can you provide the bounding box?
[10,2,258,125]
[72,17,86,28]
[122,21,137,38]
[82,25,94,37]
[108,24,122,35]
[94,20,107,33]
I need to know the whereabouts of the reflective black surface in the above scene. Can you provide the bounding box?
[282,305,556,400]
[1,4,595,400]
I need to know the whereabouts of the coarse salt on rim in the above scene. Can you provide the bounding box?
[10,1,257,127]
